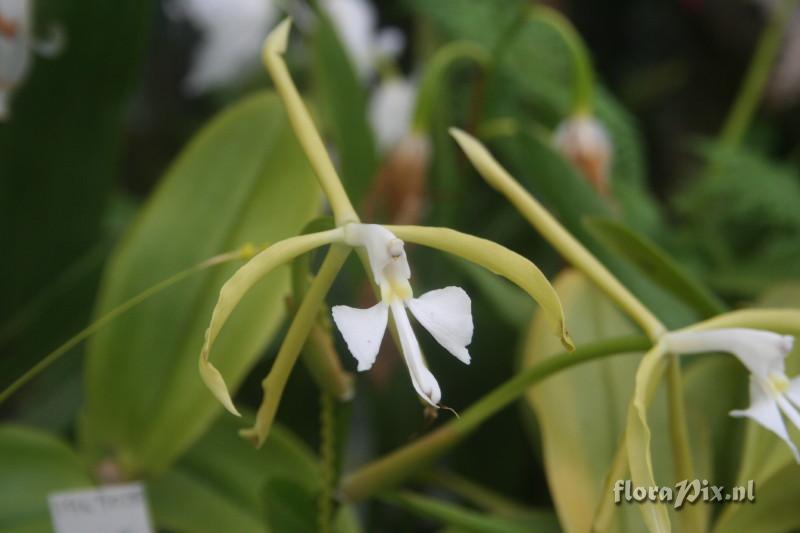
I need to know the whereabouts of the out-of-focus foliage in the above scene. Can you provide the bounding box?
[83,92,320,475]
[2,0,800,531]
[0,426,92,532]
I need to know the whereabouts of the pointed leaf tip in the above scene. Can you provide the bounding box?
[264,17,292,58]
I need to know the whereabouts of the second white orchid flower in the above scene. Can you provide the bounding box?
[332,224,472,406]
[666,327,800,461]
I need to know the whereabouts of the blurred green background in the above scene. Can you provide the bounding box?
[3,0,800,531]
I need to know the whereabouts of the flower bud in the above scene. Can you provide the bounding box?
[553,115,613,195]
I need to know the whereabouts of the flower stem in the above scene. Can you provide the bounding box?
[0,246,251,405]
[318,391,336,533]
[412,41,489,133]
[666,355,704,532]
[529,6,595,114]
[719,0,800,148]
[419,469,532,517]
[339,335,650,501]
[240,244,351,446]
[263,19,359,225]
[451,130,666,341]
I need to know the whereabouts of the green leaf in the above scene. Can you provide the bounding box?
[150,415,319,533]
[0,0,151,386]
[382,491,559,533]
[0,425,92,532]
[584,217,725,318]
[522,270,677,533]
[310,8,378,206]
[262,477,318,532]
[83,91,320,475]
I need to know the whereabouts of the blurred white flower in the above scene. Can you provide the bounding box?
[331,224,473,407]
[0,0,31,118]
[320,0,404,81]
[666,328,800,461]
[168,0,278,94]
[553,114,612,195]
[0,0,63,119]
[368,76,417,153]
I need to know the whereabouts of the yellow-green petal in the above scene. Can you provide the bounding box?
[687,308,800,336]
[625,342,671,533]
[199,229,344,416]
[388,225,573,350]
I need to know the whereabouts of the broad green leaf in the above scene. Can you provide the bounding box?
[310,8,378,206]
[383,491,560,533]
[0,425,92,532]
[0,0,151,386]
[522,270,675,533]
[584,217,725,318]
[150,415,318,533]
[84,91,320,475]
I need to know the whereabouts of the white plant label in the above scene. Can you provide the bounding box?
[48,482,153,533]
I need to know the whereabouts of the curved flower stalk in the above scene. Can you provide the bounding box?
[0,0,63,119]
[529,6,613,195]
[198,19,572,447]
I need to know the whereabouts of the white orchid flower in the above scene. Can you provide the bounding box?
[168,0,278,94]
[321,0,404,81]
[331,223,472,406]
[368,76,417,153]
[666,328,800,461]
[0,0,62,119]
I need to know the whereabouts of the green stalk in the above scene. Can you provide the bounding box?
[292,219,353,401]
[340,335,650,501]
[0,247,249,405]
[529,5,595,114]
[240,244,351,447]
[667,356,704,532]
[318,391,336,533]
[719,0,800,147]
[420,470,532,517]
[412,41,489,133]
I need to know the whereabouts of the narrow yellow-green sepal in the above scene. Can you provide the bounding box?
[263,16,291,58]
[199,229,344,416]
[388,225,574,351]
[626,343,671,533]
[450,127,667,341]
[261,17,359,225]
[688,308,800,336]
